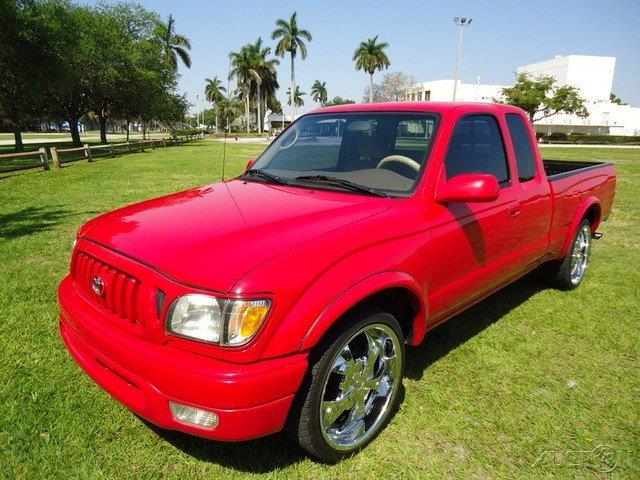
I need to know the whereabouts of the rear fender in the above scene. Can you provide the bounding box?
[560,196,601,257]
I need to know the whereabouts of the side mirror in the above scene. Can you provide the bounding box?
[435,173,499,203]
[245,158,256,171]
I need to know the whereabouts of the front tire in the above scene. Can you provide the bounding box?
[288,309,405,462]
[545,219,592,290]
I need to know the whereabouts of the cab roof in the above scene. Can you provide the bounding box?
[310,101,525,116]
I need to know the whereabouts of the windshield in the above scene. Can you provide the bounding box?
[249,112,438,195]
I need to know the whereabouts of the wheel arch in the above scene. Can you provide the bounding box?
[299,271,428,352]
[560,196,601,257]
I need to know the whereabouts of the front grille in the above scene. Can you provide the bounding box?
[73,251,144,327]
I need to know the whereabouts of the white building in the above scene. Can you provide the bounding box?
[406,55,640,136]
[517,55,640,136]
[405,78,506,103]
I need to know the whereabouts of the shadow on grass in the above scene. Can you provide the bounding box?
[0,206,81,239]
[144,271,547,472]
[405,270,546,380]
[143,421,307,473]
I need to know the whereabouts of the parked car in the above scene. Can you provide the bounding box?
[59,102,616,462]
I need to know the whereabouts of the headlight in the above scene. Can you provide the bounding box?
[166,294,271,346]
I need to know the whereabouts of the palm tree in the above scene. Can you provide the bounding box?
[353,36,390,103]
[310,80,328,107]
[204,76,226,131]
[272,11,312,117]
[229,39,280,134]
[229,45,258,133]
[286,86,306,108]
[154,14,191,71]
[247,38,279,133]
[216,97,242,133]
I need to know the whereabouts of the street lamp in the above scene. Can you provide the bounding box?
[452,17,472,101]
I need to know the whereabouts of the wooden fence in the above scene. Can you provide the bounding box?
[0,148,50,173]
[49,135,200,168]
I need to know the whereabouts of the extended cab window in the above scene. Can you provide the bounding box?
[445,115,509,184]
[506,113,537,181]
[251,113,438,195]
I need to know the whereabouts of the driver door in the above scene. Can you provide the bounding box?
[426,113,524,321]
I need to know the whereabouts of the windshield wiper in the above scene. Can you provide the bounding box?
[294,175,388,197]
[240,168,288,185]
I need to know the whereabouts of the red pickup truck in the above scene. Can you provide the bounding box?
[59,102,616,461]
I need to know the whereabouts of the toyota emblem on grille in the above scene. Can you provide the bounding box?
[91,276,105,296]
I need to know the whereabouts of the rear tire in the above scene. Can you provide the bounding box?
[287,309,405,463]
[545,219,592,290]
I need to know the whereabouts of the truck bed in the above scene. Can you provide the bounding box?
[543,159,616,257]
[543,159,613,181]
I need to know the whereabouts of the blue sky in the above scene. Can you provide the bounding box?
[98,0,640,113]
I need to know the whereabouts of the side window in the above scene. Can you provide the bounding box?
[506,113,537,181]
[445,115,509,184]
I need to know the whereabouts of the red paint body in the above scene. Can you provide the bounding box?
[58,102,616,441]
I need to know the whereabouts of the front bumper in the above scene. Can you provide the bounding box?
[59,275,308,441]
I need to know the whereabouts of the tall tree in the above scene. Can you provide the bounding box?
[247,38,279,133]
[229,44,259,133]
[39,1,100,146]
[94,2,168,143]
[363,71,414,103]
[500,73,587,123]
[204,76,226,130]
[353,36,390,103]
[86,7,135,143]
[154,14,191,71]
[0,0,50,151]
[272,11,312,118]
[286,86,305,108]
[215,97,243,133]
[310,80,328,107]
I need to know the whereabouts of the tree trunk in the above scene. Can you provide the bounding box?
[126,120,130,142]
[369,73,374,103]
[256,86,262,134]
[215,111,219,132]
[245,91,250,133]
[290,53,296,119]
[529,111,535,123]
[68,118,82,146]
[98,114,108,144]
[12,122,24,152]
[142,122,147,140]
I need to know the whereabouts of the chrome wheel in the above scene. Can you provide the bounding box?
[570,224,591,285]
[319,323,402,451]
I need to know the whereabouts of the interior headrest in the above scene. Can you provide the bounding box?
[357,136,386,158]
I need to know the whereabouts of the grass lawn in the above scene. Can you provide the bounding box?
[0,142,638,478]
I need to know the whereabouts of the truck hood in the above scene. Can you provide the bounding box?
[81,180,394,291]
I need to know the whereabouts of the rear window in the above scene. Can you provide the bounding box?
[506,114,537,181]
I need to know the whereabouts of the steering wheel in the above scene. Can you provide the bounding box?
[377,155,421,172]
[279,127,299,150]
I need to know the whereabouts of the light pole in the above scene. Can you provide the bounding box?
[452,17,472,101]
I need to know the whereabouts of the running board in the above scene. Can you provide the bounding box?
[592,232,603,239]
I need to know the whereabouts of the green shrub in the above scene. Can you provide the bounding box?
[568,133,640,145]
[549,132,568,142]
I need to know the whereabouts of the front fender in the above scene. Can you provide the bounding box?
[299,271,428,351]
[560,196,600,257]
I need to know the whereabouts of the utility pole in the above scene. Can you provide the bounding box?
[452,17,472,101]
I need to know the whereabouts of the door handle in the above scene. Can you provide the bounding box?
[508,205,521,218]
